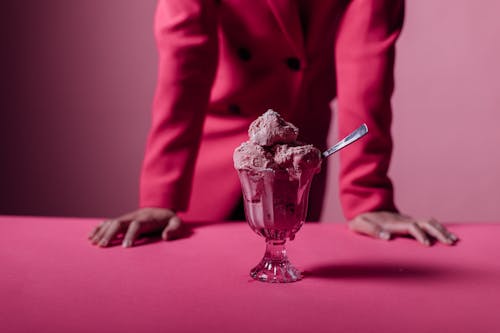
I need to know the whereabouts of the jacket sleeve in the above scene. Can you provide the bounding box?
[334,0,405,220]
[139,0,219,211]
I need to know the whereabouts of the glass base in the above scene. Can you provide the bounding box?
[250,240,302,283]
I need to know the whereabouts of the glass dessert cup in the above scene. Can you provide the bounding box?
[237,168,315,283]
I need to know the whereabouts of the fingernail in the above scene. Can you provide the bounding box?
[122,240,131,248]
[423,239,431,246]
[99,240,108,247]
[379,231,390,240]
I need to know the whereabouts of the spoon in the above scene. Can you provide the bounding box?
[322,124,368,158]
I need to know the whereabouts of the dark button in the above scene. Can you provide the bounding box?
[285,57,301,71]
[228,104,241,114]
[237,47,252,61]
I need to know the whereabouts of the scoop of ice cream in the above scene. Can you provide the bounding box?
[248,109,298,146]
[234,109,322,180]
[233,141,276,170]
[273,144,322,174]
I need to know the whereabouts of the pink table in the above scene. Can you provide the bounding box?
[1,216,499,333]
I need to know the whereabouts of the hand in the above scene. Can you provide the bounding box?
[348,211,458,246]
[88,208,186,248]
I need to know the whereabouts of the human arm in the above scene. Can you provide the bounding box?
[89,0,219,247]
[140,0,219,210]
[334,0,457,245]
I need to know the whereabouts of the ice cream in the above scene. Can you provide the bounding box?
[233,109,322,240]
[247,109,299,146]
[234,109,321,178]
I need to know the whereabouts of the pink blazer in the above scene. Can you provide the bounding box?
[139,0,404,222]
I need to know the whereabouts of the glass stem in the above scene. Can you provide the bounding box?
[264,239,288,263]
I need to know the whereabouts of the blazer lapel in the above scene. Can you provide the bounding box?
[267,0,305,58]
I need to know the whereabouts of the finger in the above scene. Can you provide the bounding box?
[91,216,131,243]
[162,215,184,241]
[89,220,113,239]
[98,220,123,247]
[88,222,105,239]
[91,221,111,245]
[122,220,141,248]
[420,220,454,245]
[349,216,391,240]
[448,232,459,242]
[428,219,459,243]
[93,213,137,245]
[408,223,431,246]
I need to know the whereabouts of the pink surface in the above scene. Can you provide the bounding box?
[1,216,499,333]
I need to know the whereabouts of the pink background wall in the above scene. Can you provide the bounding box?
[1,1,499,222]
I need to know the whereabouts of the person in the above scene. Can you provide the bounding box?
[89,0,458,248]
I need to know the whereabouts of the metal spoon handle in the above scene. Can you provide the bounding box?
[322,124,368,158]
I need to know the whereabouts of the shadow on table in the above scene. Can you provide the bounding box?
[303,261,459,280]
